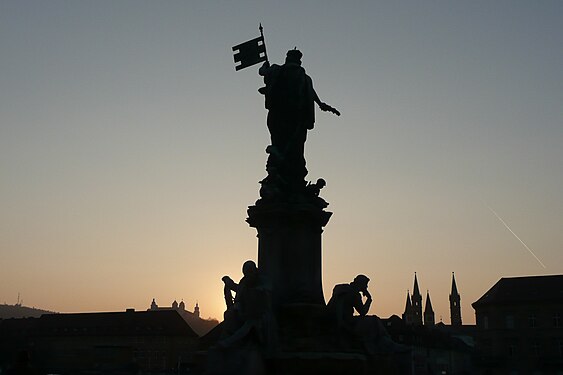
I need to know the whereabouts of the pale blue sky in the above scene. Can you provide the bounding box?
[1,1,562,322]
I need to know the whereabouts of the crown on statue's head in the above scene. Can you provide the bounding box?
[286,48,303,63]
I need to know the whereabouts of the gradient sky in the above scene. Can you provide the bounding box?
[1,1,562,324]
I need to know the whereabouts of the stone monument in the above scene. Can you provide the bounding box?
[201,30,411,375]
[247,48,339,308]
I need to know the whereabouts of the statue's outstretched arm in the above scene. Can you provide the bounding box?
[318,101,341,116]
[312,84,340,116]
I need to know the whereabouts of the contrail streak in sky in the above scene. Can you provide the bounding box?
[486,204,546,269]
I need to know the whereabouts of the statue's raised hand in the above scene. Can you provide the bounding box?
[319,102,341,116]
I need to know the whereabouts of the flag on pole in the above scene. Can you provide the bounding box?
[232,26,268,71]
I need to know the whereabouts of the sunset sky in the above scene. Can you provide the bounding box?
[1,1,562,324]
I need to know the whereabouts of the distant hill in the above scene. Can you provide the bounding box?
[0,304,56,319]
[0,303,218,336]
[181,312,219,336]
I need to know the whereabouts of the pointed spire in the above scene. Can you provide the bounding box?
[424,290,434,314]
[451,272,459,296]
[449,272,462,326]
[413,272,421,297]
[403,290,413,325]
[411,273,423,326]
[424,290,435,326]
[404,290,412,311]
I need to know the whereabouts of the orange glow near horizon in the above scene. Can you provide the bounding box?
[1,2,562,328]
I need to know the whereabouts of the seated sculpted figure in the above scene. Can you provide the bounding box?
[327,275,408,355]
[220,260,275,349]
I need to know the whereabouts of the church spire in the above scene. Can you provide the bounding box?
[402,290,413,325]
[194,302,200,318]
[404,290,412,311]
[451,271,459,295]
[413,272,421,297]
[424,290,435,326]
[449,272,462,326]
[411,273,423,326]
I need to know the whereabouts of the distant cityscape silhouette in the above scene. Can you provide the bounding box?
[2,274,562,373]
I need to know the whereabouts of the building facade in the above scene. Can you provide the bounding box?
[0,309,199,374]
[472,275,563,374]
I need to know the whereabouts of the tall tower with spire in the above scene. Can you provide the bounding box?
[450,272,462,326]
[150,298,158,311]
[194,302,200,318]
[411,273,423,326]
[402,291,413,325]
[424,291,435,326]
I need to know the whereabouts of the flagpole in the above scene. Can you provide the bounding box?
[259,23,269,64]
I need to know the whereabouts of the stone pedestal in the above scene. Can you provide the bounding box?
[247,203,332,307]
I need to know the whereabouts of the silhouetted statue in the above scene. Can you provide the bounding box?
[327,274,372,329]
[327,275,409,356]
[222,275,237,310]
[258,49,339,198]
[305,178,328,208]
[220,261,276,350]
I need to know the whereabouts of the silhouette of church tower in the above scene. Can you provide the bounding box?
[424,290,435,326]
[402,290,413,324]
[449,272,462,326]
[403,274,424,326]
[194,302,200,318]
[411,273,423,326]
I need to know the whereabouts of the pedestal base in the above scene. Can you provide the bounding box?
[247,203,332,307]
